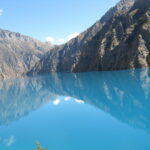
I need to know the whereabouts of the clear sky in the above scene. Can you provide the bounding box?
[0,0,119,44]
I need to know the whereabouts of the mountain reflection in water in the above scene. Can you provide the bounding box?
[0,69,150,133]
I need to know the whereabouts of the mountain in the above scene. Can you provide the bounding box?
[74,0,150,72]
[1,0,148,78]
[0,29,51,79]
[28,0,138,75]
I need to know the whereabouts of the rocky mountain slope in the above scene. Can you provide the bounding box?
[1,0,149,79]
[0,29,51,79]
[28,0,140,74]
[74,0,150,72]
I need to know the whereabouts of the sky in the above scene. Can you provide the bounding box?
[0,0,119,44]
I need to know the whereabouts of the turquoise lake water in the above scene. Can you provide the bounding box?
[0,69,150,150]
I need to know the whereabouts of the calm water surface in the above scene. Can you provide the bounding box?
[0,69,150,150]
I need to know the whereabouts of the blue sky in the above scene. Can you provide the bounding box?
[0,0,118,44]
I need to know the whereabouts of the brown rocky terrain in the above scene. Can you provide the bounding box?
[0,29,51,79]
[1,0,150,79]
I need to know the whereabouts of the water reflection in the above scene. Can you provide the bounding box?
[0,68,150,132]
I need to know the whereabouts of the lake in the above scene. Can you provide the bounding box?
[0,69,150,150]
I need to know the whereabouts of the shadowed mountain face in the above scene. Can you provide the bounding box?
[73,0,150,72]
[0,29,51,80]
[29,0,146,75]
[1,69,150,133]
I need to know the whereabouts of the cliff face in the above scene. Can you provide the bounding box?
[29,0,150,74]
[0,29,51,79]
[74,0,150,72]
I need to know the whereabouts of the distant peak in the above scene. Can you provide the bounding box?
[116,0,135,11]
